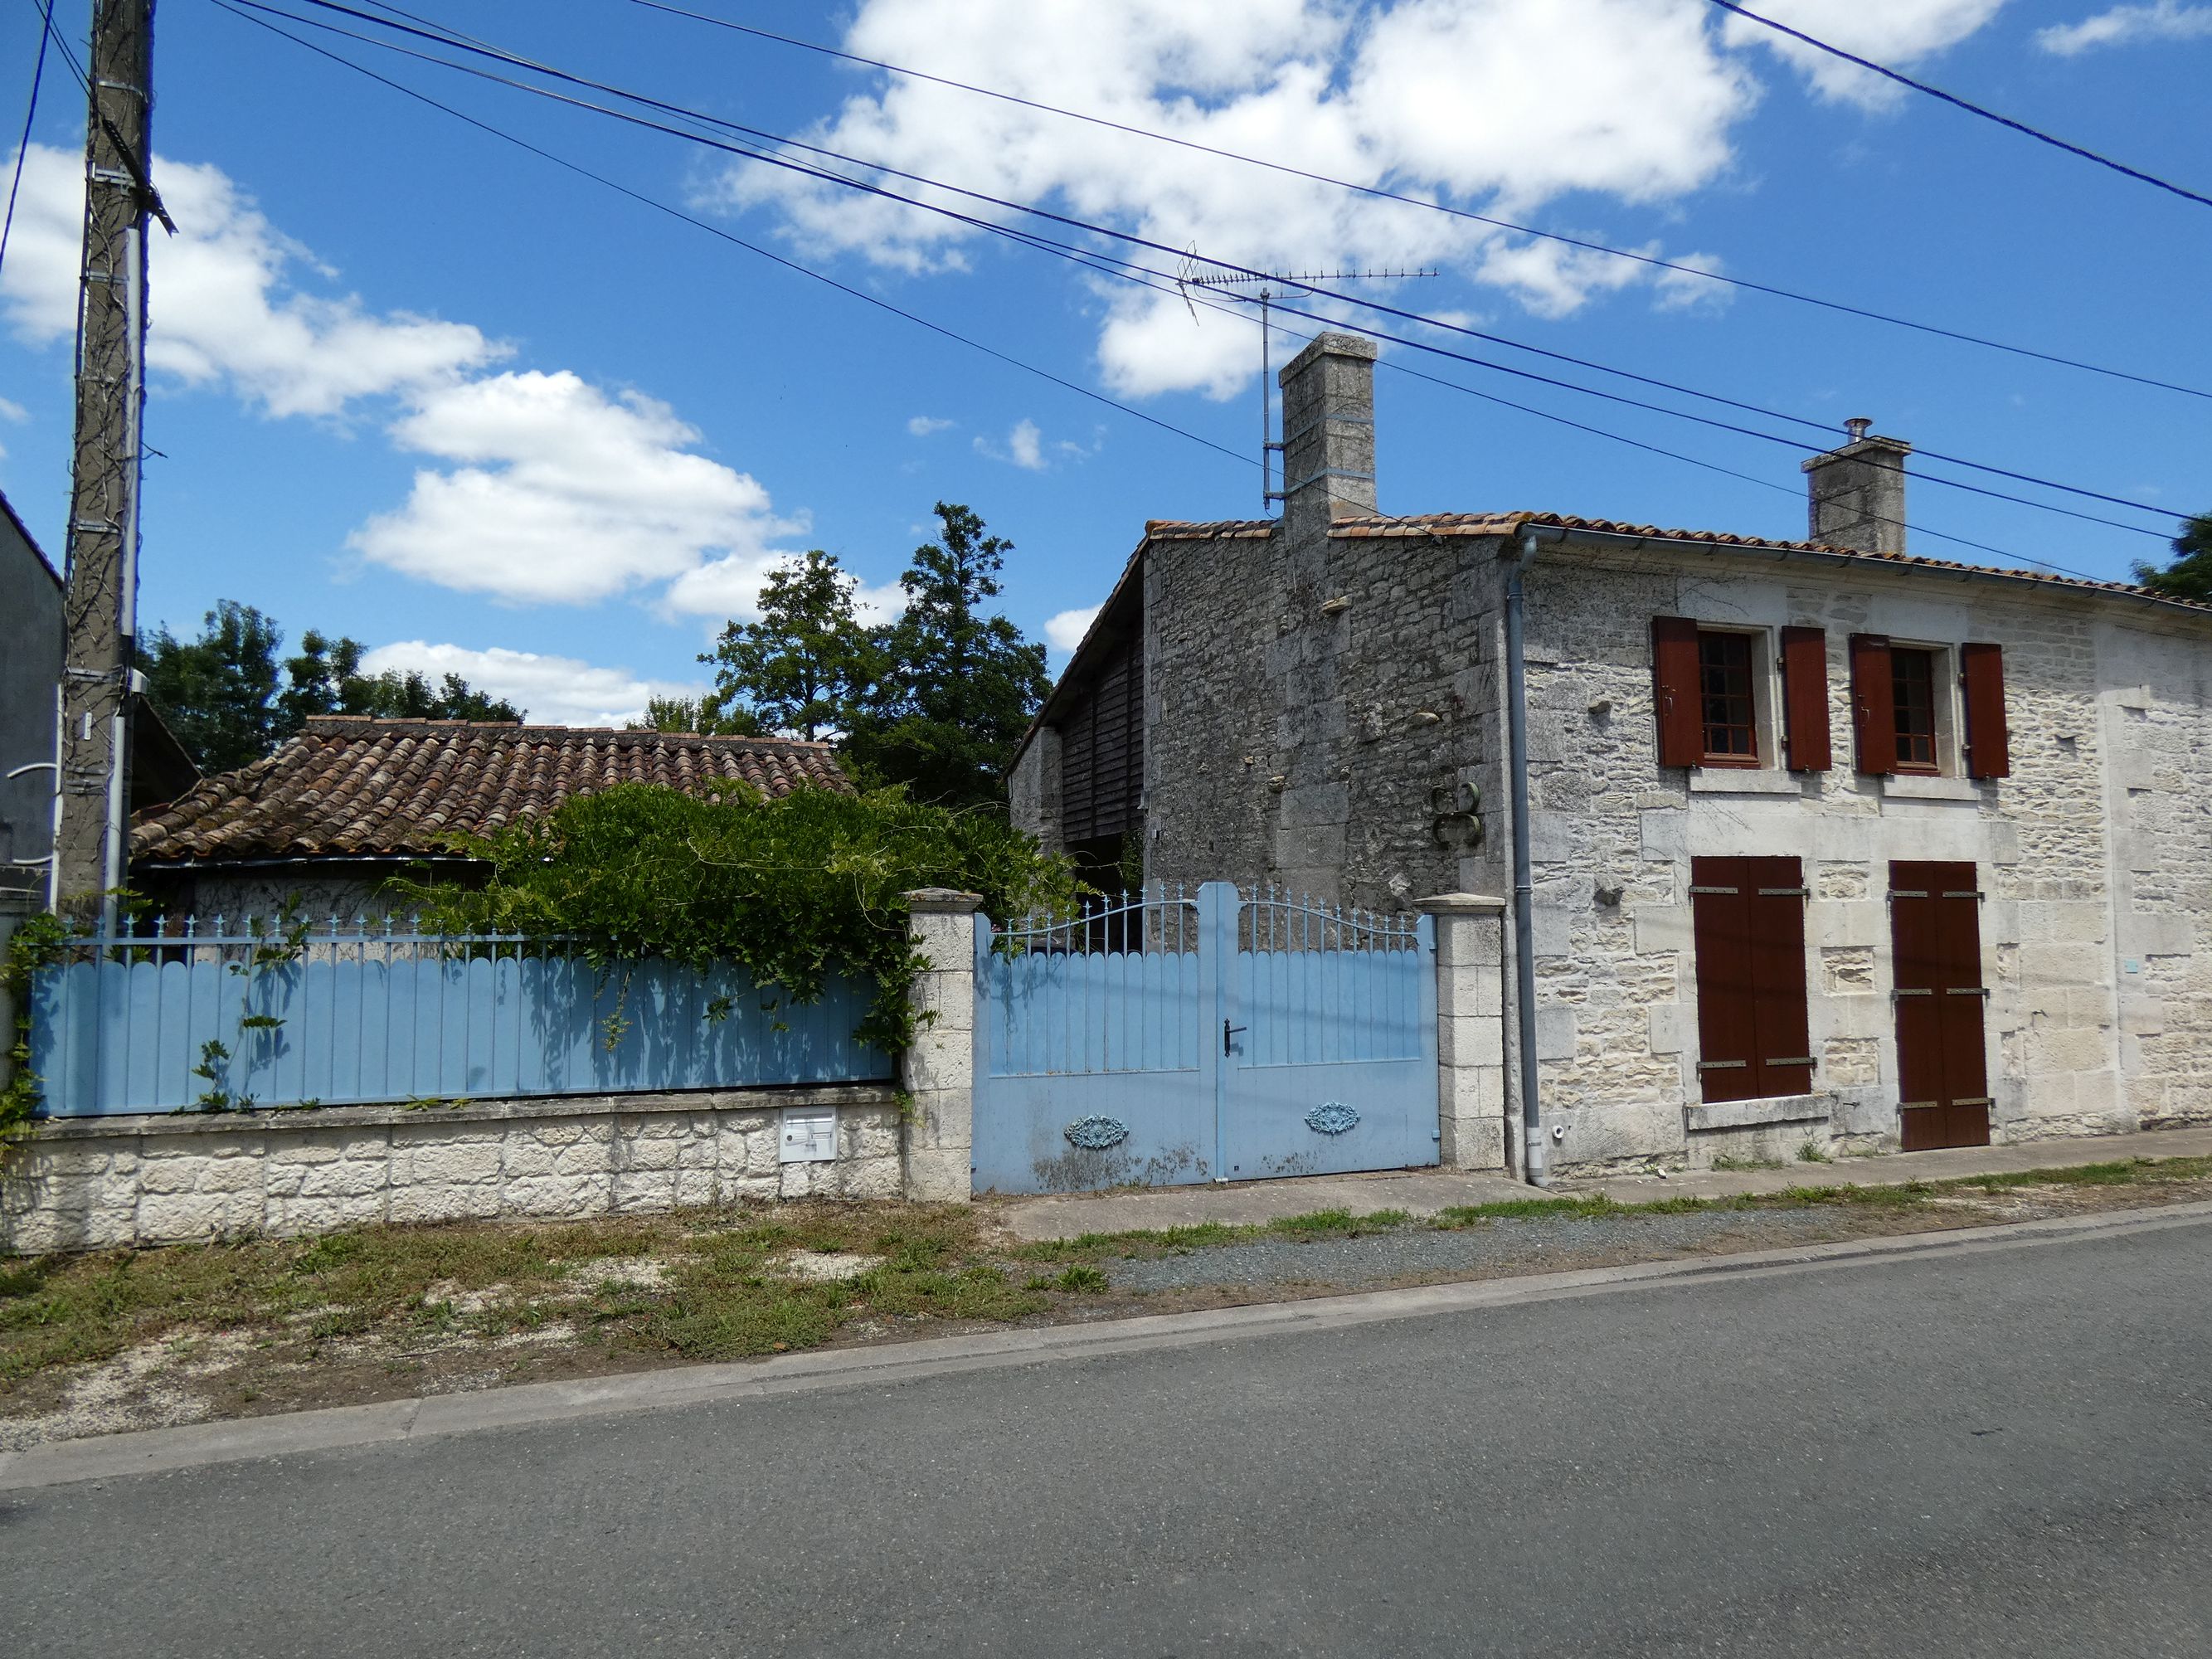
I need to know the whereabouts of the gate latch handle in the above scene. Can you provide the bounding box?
[1223,1019,1247,1055]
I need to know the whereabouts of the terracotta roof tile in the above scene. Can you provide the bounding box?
[1138,512,2212,615]
[132,718,853,866]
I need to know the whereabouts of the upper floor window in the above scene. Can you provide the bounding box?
[1653,617,1831,774]
[1890,647,1940,771]
[1698,632,1757,762]
[1850,635,2011,781]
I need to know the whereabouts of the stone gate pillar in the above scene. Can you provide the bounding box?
[1416,893,1509,1171]
[900,889,981,1203]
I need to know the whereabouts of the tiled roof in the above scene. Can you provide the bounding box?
[1139,511,2212,614]
[132,718,853,865]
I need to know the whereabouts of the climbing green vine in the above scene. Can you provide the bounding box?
[391,782,1078,1056]
[2,910,69,1137]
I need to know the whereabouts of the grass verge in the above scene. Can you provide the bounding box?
[3,1155,2206,1440]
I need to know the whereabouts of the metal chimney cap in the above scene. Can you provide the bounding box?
[1845,416,1873,442]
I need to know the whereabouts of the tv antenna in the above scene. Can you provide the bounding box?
[1176,258,1437,511]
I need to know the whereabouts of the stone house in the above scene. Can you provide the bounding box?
[1010,332,2212,1175]
[129,715,853,918]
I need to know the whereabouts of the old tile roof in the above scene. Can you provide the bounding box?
[1138,511,2212,614]
[131,718,853,866]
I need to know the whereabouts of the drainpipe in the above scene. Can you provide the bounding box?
[1506,526,1548,1186]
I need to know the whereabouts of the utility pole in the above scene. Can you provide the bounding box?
[56,0,169,925]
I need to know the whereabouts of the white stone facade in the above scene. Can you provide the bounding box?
[1512,546,2211,1170]
[1,1086,905,1253]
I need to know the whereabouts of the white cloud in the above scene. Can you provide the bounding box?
[1045,606,1101,652]
[1,144,500,417]
[358,640,706,727]
[662,547,905,627]
[975,416,1049,469]
[906,414,955,435]
[717,0,2010,396]
[351,370,802,607]
[1715,1,2010,108]
[2036,1,2212,52]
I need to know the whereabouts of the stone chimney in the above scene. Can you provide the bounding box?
[1802,418,1910,555]
[1277,332,1378,542]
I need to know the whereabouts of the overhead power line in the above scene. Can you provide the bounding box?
[2,0,59,276]
[621,0,2212,405]
[246,0,2186,541]
[209,0,1254,471]
[221,2,2125,581]
[1707,0,2212,212]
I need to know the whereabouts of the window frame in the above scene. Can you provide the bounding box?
[1695,630,1761,767]
[1689,625,1777,771]
[1886,642,1960,777]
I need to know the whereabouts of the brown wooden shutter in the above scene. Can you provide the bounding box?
[1689,856,1811,1104]
[1690,857,1758,1103]
[1779,627,1831,772]
[1850,633,1896,776]
[1651,616,1702,767]
[1889,861,1990,1151]
[1960,643,2010,779]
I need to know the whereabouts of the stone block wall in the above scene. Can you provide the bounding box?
[1145,523,1494,910]
[1510,546,2212,1170]
[1,1085,905,1254]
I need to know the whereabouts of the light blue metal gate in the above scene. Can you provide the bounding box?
[972,883,1437,1194]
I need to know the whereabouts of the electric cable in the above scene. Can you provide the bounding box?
[1707,0,2212,211]
[1,0,58,276]
[224,2,2119,579]
[237,0,2192,535]
[208,0,1256,469]
[621,0,2212,403]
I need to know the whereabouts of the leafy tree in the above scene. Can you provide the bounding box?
[843,504,1049,808]
[284,630,522,724]
[140,605,520,774]
[139,601,289,774]
[700,549,878,741]
[625,694,761,737]
[2134,511,2212,605]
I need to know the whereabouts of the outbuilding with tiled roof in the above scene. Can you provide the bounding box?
[131,716,851,918]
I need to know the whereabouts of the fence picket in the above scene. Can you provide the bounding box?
[24,925,890,1117]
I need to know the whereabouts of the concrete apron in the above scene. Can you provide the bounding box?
[989,1125,2212,1243]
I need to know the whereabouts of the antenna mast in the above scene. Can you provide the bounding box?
[1177,263,1437,512]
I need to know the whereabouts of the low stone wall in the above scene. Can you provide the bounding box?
[1,1084,902,1254]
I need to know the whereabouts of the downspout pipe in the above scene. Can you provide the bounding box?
[1506,526,1549,1186]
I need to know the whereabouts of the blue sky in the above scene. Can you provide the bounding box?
[2,0,2205,724]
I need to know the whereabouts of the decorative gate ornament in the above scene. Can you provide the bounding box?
[1063,1115,1131,1150]
[1305,1102,1360,1136]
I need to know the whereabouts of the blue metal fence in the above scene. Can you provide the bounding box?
[27,917,892,1117]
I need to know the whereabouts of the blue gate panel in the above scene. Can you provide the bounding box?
[972,884,1440,1195]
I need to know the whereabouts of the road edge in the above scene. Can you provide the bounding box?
[7,1198,2209,1494]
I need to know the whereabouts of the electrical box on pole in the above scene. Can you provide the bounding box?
[56,0,167,923]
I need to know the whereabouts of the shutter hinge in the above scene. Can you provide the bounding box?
[1695,1058,1748,1071]
[1688,885,1738,896]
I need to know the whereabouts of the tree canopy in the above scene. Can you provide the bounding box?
[2133,512,2212,606]
[703,504,1049,809]
[139,603,521,773]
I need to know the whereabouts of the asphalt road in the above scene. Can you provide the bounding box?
[7,1216,2210,1657]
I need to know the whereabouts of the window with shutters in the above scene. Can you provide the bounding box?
[1689,855,1814,1104]
[1655,618,1790,771]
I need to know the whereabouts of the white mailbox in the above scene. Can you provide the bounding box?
[779,1107,838,1164]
